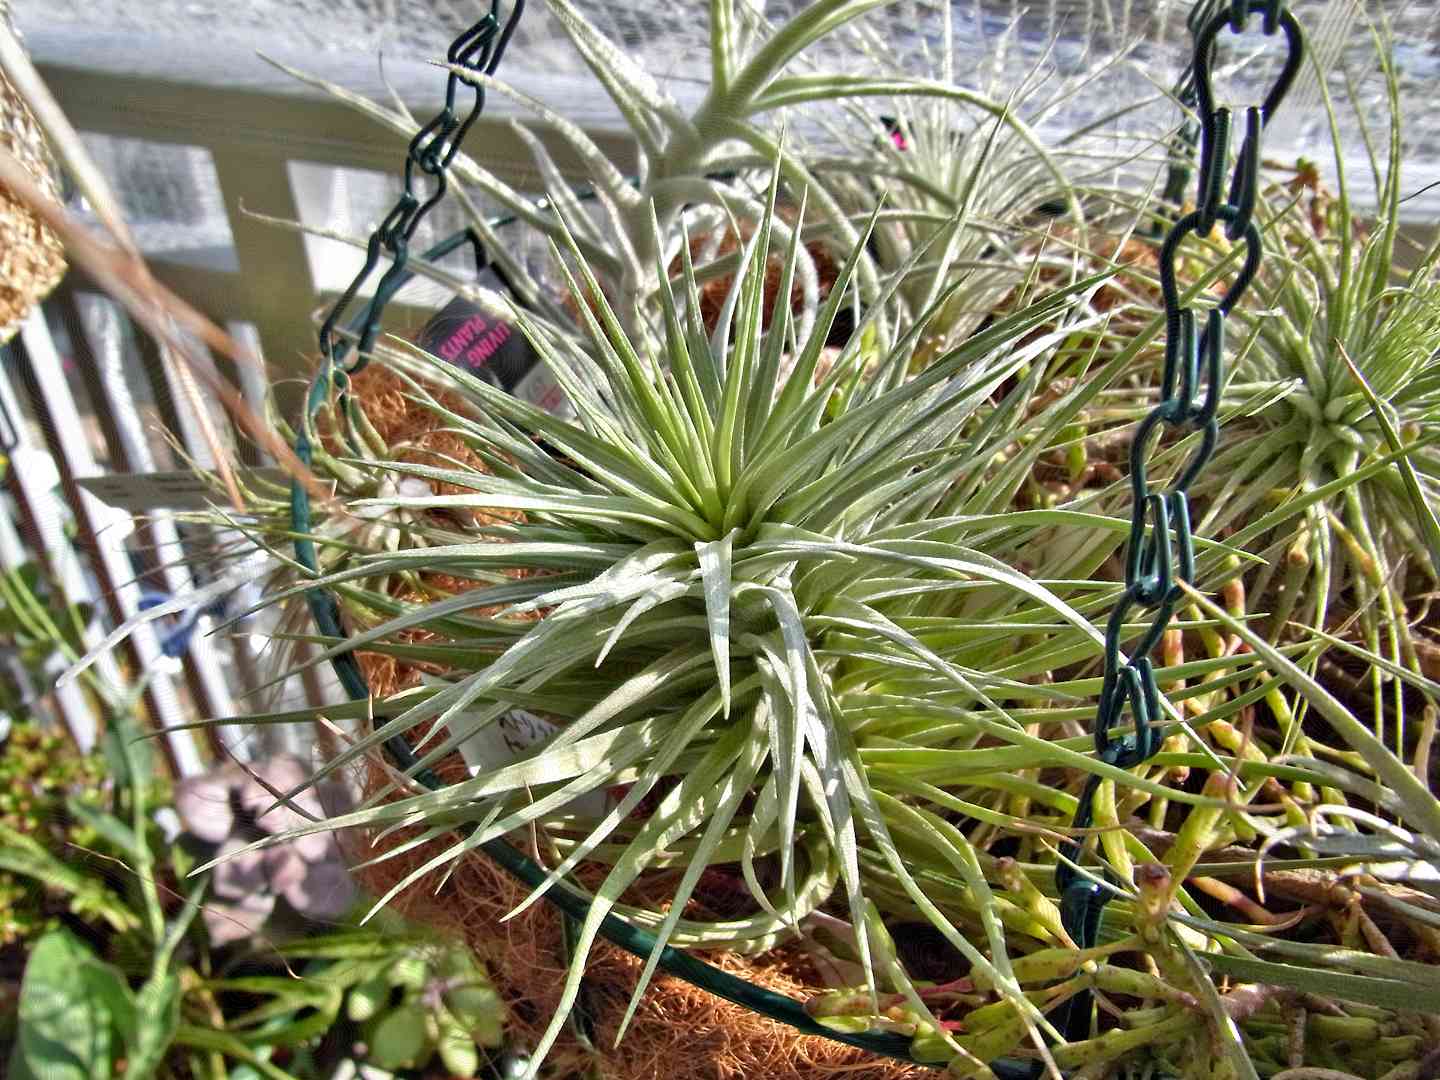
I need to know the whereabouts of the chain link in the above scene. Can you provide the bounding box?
[1055,0,1304,1039]
[293,0,525,728]
[314,0,525,380]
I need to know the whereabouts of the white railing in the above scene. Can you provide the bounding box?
[5,30,628,773]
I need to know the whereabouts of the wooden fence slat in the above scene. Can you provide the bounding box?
[0,496,74,735]
[57,287,243,738]
[13,310,205,777]
[210,149,319,405]
[0,342,115,751]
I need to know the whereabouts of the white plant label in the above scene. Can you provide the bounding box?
[425,677,609,817]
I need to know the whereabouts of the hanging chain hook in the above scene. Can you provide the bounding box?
[314,0,526,379]
[1055,0,1304,1043]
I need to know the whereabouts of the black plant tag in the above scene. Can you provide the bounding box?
[415,272,540,393]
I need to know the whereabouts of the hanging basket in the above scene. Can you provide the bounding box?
[0,14,66,344]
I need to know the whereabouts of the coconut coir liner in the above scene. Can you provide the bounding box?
[344,741,924,1080]
[323,364,501,503]
[332,364,541,697]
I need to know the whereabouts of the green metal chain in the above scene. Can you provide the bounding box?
[1055,0,1305,1041]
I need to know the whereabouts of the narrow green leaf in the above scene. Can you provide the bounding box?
[1338,343,1440,577]
[696,530,738,715]
[1181,582,1440,841]
[1204,953,1440,1014]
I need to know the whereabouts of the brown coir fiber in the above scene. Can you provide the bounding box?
[679,226,842,338]
[0,14,66,344]
[562,215,842,339]
[344,743,925,1080]
[335,364,538,696]
[326,364,501,502]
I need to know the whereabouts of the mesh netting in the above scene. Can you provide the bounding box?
[18,1,1440,216]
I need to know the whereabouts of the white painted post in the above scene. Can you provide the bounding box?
[15,310,205,776]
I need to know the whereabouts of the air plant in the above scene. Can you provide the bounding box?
[40,4,1440,1079]
[185,158,1208,1073]
[265,0,1119,354]
[803,0,1159,360]
[202,173,1440,1076]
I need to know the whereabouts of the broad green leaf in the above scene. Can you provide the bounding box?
[12,929,115,1080]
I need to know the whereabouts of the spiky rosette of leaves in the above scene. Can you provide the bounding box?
[265,0,916,342]
[798,0,1160,358]
[265,0,1126,359]
[197,169,1188,1071]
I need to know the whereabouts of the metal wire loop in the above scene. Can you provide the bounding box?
[1194,3,1304,127]
[1056,2,1303,1026]
[315,0,522,376]
[1226,107,1263,238]
[1156,307,1222,430]
[1097,661,1162,763]
[1125,493,1173,605]
[1195,105,1231,236]
[1159,206,1264,316]
[1102,591,1173,692]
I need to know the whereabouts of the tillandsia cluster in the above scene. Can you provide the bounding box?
[1192,33,1440,726]
[49,2,1440,1080]
[218,171,1157,1067]
[264,0,1156,357]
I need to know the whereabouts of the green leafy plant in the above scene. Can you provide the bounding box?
[274,922,505,1077]
[0,720,110,945]
[0,561,102,716]
[2,700,507,1079]
[189,150,1248,1073]
[6,697,209,1080]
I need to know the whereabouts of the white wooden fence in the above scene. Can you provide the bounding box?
[3,30,627,776]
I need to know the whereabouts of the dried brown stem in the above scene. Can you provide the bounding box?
[0,148,330,507]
